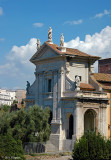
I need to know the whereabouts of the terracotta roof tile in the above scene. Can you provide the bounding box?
[101,85,111,90]
[46,42,62,55]
[93,73,111,82]
[66,48,94,57]
[46,42,100,59]
[30,42,100,62]
[91,73,111,91]
[96,82,111,90]
[80,83,95,91]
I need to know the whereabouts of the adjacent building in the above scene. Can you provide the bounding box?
[16,89,26,103]
[90,73,111,138]
[0,89,26,107]
[25,28,110,151]
[98,58,111,138]
[98,58,111,74]
[0,89,16,106]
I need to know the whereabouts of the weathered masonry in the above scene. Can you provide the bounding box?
[25,27,108,151]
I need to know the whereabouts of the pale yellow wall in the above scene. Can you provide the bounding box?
[107,93,111,138]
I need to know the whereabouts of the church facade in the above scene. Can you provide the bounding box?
[25,28,108,151]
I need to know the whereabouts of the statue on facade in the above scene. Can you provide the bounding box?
[48,27,52,43]
[26,81,30,94]
[60,33,64,47]
[75,75,80,88]
[66,62,70,74]
[37,39,41,51]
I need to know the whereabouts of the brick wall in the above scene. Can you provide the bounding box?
[98,58,111,74]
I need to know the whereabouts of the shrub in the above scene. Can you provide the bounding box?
[0,134,26,160]
[72,132,110,160]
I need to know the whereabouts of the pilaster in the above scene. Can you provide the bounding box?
[38,72,43,106]
[73,101,84,141]
[50,69,63,151]
[52,71,58,122]
[57,68,64,122]
[35,73,39,104]
[98,103,107,137]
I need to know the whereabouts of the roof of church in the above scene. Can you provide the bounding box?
[30,42,100,62]
[80,83,95,91]
[46,42,100,59]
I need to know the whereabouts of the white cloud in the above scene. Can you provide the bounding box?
[65,26,111,72]
[33,23,44,28]
[7,38,36,64]
[0,38,37,89]
[64,19,83,25]
[0,7,3,15]
[94,9,111,18]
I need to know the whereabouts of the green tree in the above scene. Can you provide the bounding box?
[12,100,18,104]
[0,134,25,160]
[0,104,10,112]
[0,105,50,144]
[24,106,50,142]
[72,132,110,160]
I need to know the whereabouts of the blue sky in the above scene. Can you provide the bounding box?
[0,0,111,89]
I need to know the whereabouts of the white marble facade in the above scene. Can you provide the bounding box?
[0,89,16,106]
[26,28,108,151]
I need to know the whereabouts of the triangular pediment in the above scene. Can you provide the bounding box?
[37,48,59,60]
[30,42,60,62]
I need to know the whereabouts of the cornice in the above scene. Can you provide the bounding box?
[32,56,65,65]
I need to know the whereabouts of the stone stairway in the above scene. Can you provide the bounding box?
[45,140,58,152]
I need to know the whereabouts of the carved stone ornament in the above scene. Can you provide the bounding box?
[75,75,80,87]
[37,39,41,51]
[60,33,64,47]
[48,27,52,43]
[66,62,70,74]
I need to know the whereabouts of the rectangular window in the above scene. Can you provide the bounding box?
[48,79,52,92]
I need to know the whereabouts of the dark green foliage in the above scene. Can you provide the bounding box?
[12,100,18,104]
[72,132,111,160]
[73,136,89,160]
[0,134,25,160]
[0,105,50,144]
[0,104,11,112]
[106,139,111,157]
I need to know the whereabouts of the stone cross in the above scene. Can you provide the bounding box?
[48,27,52,43]
[37,39,41,51]
[60,33,64,47]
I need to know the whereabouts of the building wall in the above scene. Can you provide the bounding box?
[98,58,111,138]
[28,56,91,110]
[98,58,111,74]
[34,59,64,108]
[107,93,111,138]
[69,60,89,83]
[16,89,26,103]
